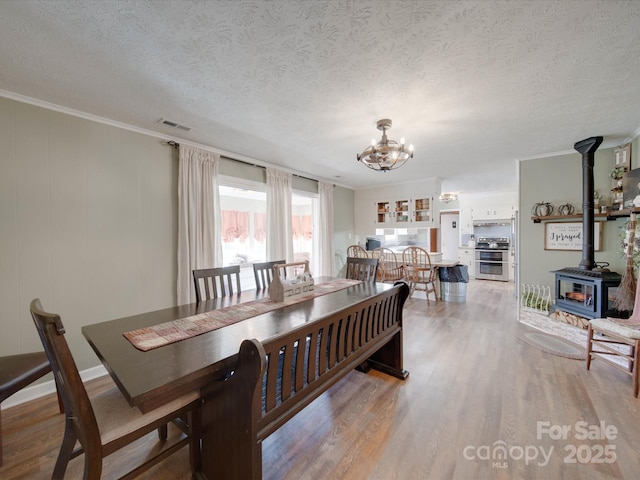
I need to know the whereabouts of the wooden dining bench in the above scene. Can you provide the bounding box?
[201,281,410,479]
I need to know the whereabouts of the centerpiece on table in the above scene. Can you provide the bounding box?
[270,260,314,302]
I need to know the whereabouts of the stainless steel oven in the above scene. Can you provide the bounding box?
[475,237,510,281]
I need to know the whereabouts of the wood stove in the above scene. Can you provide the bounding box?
[552,268,621,319]
[551,136,623,320]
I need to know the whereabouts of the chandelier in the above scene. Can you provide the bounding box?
[356,119,414,172]
[439,192,458,203]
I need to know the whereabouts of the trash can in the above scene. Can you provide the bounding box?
[438,265,469,303]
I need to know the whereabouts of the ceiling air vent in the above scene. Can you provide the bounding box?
[158,118,191,131]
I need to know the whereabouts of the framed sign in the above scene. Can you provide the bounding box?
[615,142,631,168]
[544,222,602,251]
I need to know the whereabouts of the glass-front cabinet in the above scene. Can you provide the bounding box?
[376,201,392,224]
[394,199,410,224]
[375,196,434,226]
[413,197,431,223]
[355,179,441,233]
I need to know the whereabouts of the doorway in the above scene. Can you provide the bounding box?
[440,211,459,260]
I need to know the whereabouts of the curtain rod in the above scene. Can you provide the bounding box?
[228,156,319,183]
[166,140,325,185]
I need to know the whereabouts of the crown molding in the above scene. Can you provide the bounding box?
[624,123,640,145]
[0,89,350,189]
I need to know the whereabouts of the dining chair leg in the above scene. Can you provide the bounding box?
[586,325,594,371]
[633,342,639,398]
[188,406,202,476]
[158,424,168,440]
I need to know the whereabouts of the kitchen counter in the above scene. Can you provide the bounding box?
[386,246,443,263]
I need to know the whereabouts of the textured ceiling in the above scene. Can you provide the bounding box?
[1,0,640,193]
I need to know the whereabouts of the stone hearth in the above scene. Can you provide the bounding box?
[519,308,588,346]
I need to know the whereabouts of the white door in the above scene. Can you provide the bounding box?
[440,212,459,260]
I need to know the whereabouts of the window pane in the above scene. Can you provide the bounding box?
[219,184,267,290]
[293,193,314,267]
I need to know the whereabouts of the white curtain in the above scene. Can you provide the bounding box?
[177,145,222,305]
[266,168,293,263]
[314,182,334,276]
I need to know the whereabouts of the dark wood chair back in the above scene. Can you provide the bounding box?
[30,299,108,472]
[252,260,286,290]
[193,266,241,301]
[30,298,202,478]
[345,257,379,282]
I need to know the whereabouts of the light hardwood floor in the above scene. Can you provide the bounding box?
[2,279,640,479]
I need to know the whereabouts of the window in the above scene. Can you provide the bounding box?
[218,178,318,290]
[219,182,267,290]
[292,192,315,267]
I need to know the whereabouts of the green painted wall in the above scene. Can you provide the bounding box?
[0,97,178,370]
[519,146,630,289]
[0,95,356,372]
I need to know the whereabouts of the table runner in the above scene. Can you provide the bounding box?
[123,278,362,351]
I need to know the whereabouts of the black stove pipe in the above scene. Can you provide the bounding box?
[574,136,603,270]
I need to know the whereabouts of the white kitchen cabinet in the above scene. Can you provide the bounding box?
[393,198,411,225]
[459,192,517,223]
[374,198,409,226]
[471,197,516,221]
[374,200,393,225]
[458,247,475,277]
[412,196,434,225]
[475,204,514,219]
[374,196,436,227]
[354,179,441,235]
[459,207,473,234]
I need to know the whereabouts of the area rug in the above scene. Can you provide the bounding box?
[515,325,586,360]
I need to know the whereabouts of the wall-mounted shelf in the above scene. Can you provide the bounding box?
[531,208,640,223]
[608,207,640,218]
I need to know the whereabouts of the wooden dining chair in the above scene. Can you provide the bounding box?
[193,265,241,301]
[372,248,404,283]
[30,299,202,479]
[0,353,64,466]
[252,260,286,290]
[402,246,438,304]
[346,245,368,258]
[345,257,379,283]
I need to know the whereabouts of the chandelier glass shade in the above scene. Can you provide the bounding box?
[357,119,414,172]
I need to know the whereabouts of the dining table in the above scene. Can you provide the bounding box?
[81,278,399,414]
[82,277,404,478]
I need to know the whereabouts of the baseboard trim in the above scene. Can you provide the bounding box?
[1,364,108,410]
